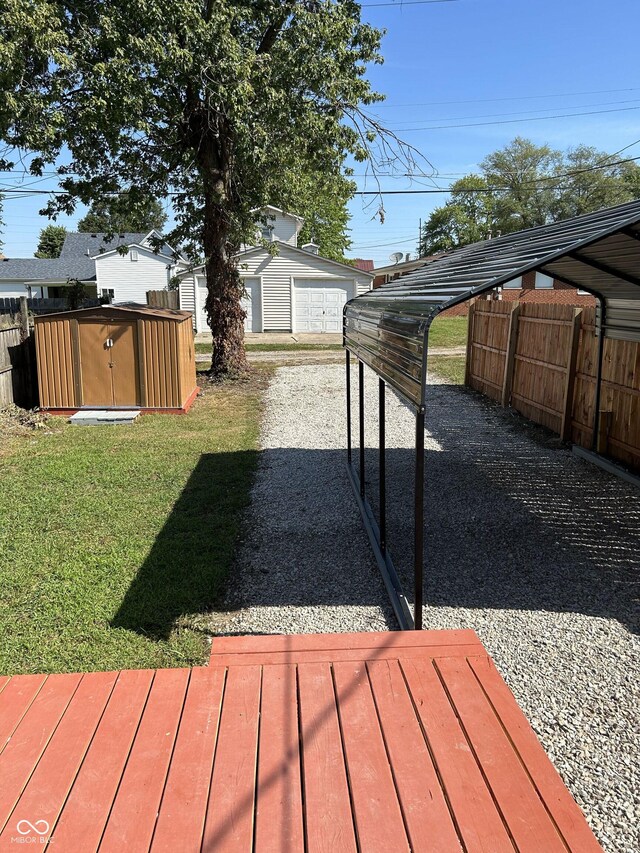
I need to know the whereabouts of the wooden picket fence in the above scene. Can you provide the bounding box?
[466,300,640,472]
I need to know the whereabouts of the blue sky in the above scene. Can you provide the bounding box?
[2,0,639,265]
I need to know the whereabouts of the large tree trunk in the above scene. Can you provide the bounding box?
[197,129,248,377]
[203,195,248,377]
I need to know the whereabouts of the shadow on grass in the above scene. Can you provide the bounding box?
[112,450,258,640]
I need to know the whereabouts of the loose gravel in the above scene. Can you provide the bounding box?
[211,363,639,853]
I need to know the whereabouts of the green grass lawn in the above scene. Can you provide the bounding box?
[194,317,467,356]
[0,376,264,675]
[428,355,466,385]
[427,315,468,349]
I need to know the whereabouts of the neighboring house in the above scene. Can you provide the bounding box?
[0,231,184,303]
[373,255,594,314]
[498,270,596,305]
[178,206,373,333]
[373,255,440,288]
[352,258,374,273]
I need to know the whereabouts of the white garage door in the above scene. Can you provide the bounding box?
[294,279,351,332]
[197,276,260,332]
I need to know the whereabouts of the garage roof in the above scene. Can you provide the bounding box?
[344,199,640,410]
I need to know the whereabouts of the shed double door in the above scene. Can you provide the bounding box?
[79,321,140,407]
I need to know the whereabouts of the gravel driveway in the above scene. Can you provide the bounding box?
[211,363,639,853]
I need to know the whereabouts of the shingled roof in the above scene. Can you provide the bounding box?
[0,231,169,282]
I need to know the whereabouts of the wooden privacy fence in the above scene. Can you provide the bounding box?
[146,290,178,309]
[0,297,101,316]
[466,300,640,472]
[0,321,37,408]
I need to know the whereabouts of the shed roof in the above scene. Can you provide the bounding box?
[34,303,192,322]
[345,199,640,410]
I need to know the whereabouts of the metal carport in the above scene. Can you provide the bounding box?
[343,199,640,630]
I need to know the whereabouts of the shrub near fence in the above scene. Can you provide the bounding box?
[466,300,640,472]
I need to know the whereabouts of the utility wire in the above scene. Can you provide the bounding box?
[386,97,640,129]
[373,86,640,109]
[360,0,458,6]
[2,152,640,200]
[397,104,640,132]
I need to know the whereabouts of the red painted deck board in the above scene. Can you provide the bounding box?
[99,668,190,853]
[367,659,463,852]
[254,665,304,853]
[297,662,357,853]
[0,675,47,755]
[0,630,602,852]
[0,671,116,850]
[202,665,261,852]
[0,673,81,834]
[50,668,154,851]
[150,666,226,852]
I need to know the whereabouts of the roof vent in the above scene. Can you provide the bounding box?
[91,233,97,238]
[302,241,320,255]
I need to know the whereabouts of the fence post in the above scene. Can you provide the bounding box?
[464,301,475,387]
[501,303,520,407]
[560,308,582,442]
[19,296,30,341]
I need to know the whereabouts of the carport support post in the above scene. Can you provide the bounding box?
[359,360,365,498]
[414,411,425,630]
[346,351,352,464]
[379,378,386,555]
[592,297,606,452]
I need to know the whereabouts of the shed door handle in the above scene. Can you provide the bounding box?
[105,338,114,348]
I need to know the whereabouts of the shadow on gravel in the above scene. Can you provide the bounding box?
[112,382,639,640]
[366,384,640,636]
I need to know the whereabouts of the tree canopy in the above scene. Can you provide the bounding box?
[77,194,167,234]
[419,137,640,256]
[34,224,67,258]
[0,0,404,373]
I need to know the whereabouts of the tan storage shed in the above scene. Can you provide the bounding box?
[35,304,198,414]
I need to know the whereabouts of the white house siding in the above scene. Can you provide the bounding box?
[178,273,196,326]
[0,282,29,298]
[95,246,172,304]
[262,209,300,246]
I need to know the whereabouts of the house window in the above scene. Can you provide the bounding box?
[130,249,139,262]
[503,276,522,289]
[535,272,554,289]
[101,288,115,302]
[260,225,273,241]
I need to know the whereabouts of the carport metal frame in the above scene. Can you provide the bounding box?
[344,200,640,631]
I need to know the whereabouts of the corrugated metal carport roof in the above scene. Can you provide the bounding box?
[345,199,640,410]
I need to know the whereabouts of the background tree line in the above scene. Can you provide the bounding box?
[419,137,640,256]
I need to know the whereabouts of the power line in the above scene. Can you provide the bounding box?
[2,152,639,200]
[386,97,640,129]
[350,236,417,249]
[372,86,640,109]
[396,104,640,132]
[360,0,458,6]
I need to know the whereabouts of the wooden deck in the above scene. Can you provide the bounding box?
[0,630,602,851]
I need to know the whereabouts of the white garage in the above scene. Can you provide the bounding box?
[293,279,350,333]
[178,238,373,333]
